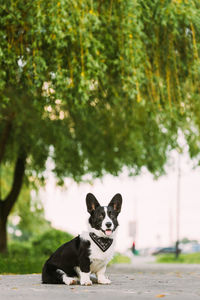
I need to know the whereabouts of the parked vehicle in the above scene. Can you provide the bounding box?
[152,247,179,255]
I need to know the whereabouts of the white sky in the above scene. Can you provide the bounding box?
[41,150,200,252]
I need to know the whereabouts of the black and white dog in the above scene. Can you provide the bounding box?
[42,193,122,286]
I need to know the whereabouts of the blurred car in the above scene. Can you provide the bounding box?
[148,247,162,256]
[152,247,179,255]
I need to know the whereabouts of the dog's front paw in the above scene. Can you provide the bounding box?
[80,271,92,286]
[80,279,92,286]
[97,277,111,285]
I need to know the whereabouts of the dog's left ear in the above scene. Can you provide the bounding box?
[108,193,122,215]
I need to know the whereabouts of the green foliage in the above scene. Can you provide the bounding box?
[7,240,32,256]
[157,253,200,264]
[0,228,73,274]
[0,239,46,274]
[0,252,44,274]
[180,237,198,244]
[1,0,200,186]
[12,195,51,241]
[31,228,73,256]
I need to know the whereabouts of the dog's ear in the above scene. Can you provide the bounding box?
[86,193,100,214]
[108,193,122,215]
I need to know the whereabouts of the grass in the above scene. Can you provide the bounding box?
[157,253,200,264]
[109,253,131,265]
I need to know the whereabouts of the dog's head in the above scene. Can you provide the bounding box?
[86,193,122,238]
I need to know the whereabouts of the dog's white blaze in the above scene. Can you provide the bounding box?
[102,207,114,232]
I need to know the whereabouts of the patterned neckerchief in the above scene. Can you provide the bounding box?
[89,232,113,252]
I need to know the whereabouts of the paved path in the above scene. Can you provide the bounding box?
[1,260,200,300]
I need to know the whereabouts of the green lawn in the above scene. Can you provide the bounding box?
[157,253,200,264]
[109,253,131,265]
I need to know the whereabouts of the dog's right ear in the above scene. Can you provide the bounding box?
[86,193,100,214]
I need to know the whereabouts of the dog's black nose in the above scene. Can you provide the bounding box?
[106,222,112,228]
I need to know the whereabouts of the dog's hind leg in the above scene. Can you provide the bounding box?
[42,263,78,285]
[56,269,78,285]
[42,263,63,284]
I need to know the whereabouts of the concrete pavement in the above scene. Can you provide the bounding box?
[0,259,200,300]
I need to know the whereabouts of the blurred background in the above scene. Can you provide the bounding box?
[0,0,200,273]
[41,149,200,253]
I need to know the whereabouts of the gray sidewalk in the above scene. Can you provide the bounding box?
[0,261,200,300]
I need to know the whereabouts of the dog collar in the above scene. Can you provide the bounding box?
[89,232,113,252]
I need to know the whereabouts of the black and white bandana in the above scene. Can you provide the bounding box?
[89,232,113,252]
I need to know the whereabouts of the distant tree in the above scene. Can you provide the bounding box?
[180,238,198,244]
[0,0,200,252]
[9,192,51,241]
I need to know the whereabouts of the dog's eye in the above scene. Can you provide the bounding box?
[109,212,115,218]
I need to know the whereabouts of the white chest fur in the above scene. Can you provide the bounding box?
[80,231,115,274]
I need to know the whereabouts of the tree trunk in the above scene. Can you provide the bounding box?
[0,214,7,254]
[0,152,26,253]
[0,116,13,164]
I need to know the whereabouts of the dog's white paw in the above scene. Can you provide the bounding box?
[63,275,77,285]
[80,279,92,286]
[80,271,92,286]
[97,277,111,285]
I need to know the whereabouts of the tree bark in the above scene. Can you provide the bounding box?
[0,116,13,164]
[0,210,7,254]
[0,152,27,253]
